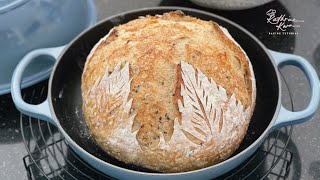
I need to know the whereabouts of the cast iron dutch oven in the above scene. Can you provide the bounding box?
[11,7,320,179]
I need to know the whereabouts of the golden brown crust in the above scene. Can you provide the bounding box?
[82,11,256,173]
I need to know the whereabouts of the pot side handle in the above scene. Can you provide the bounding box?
[11,46,65,125]
[269,50,320,129]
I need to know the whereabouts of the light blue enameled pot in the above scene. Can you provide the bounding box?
[10,7,320,180]
[0,0,97,95]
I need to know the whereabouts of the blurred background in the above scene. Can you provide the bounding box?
[0,0,319,179]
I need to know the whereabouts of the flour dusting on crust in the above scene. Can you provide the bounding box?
[177,61,250,144]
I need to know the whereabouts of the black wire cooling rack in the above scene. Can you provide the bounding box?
[20,71,294,180]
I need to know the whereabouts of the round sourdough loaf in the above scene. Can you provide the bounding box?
[81,10,256,173]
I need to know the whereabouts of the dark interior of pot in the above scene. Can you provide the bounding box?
[51,8,279,173]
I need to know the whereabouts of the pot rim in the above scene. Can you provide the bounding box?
[47,6,282,176]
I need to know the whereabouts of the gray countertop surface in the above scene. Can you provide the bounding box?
[0,0,319,179]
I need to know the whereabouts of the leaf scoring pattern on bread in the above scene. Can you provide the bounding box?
[85,62,136,129]
[177,61,250,145]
